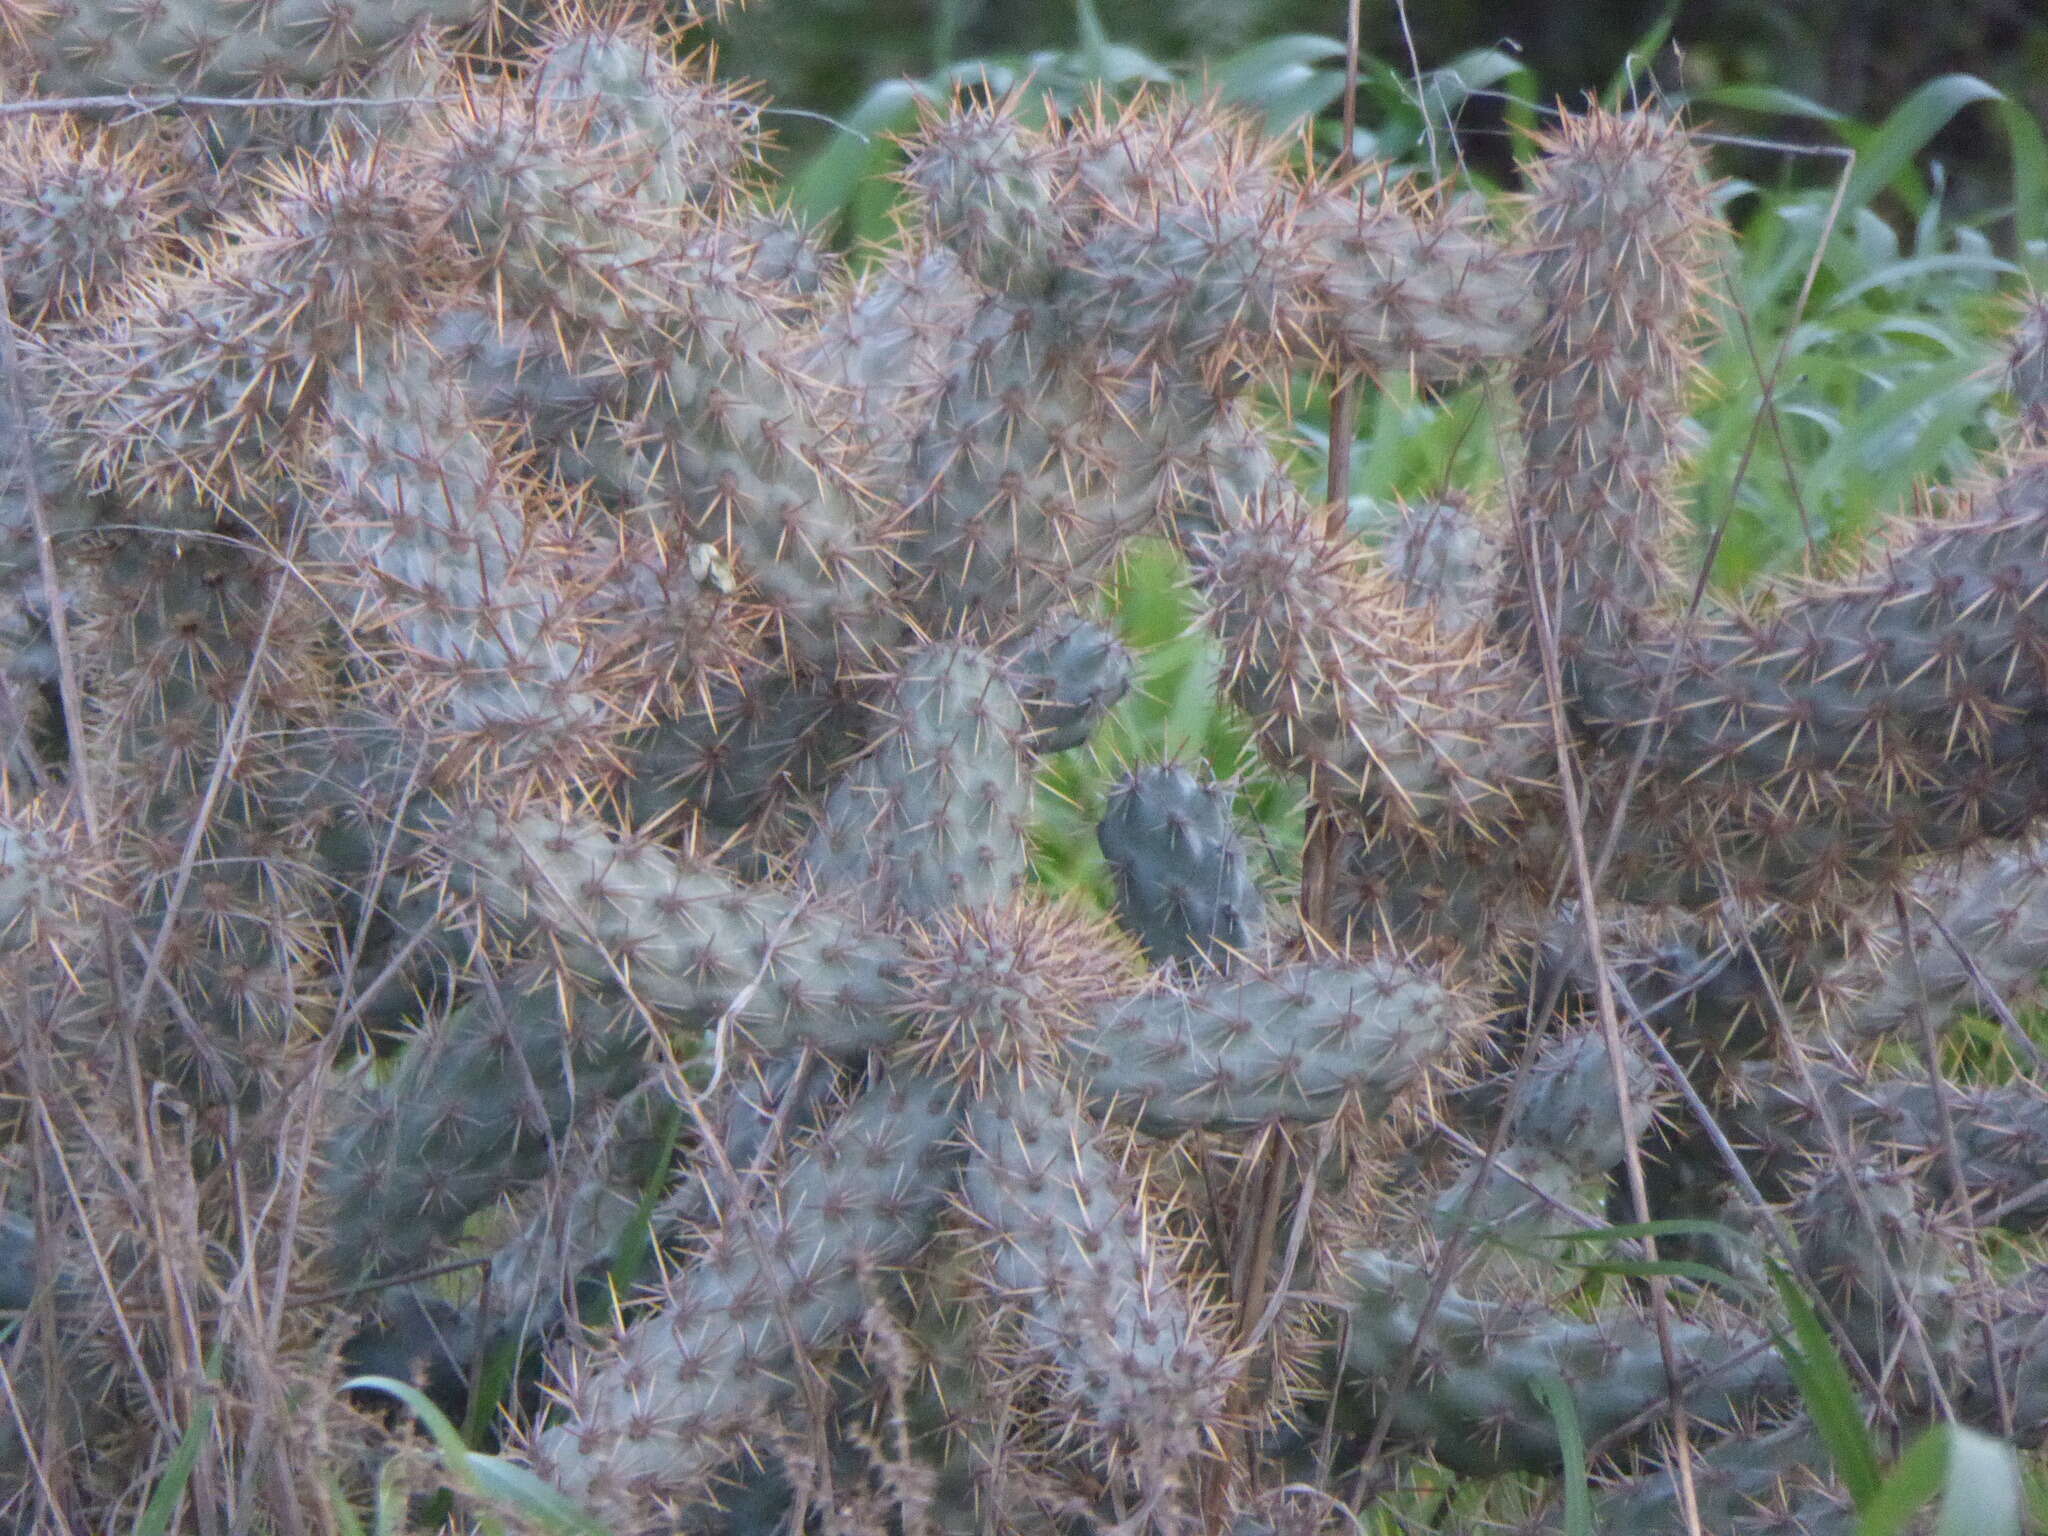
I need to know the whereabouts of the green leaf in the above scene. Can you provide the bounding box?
[342,1376,610,1536]
[1766,1258,1882,1507]
[1603,6,1678,109]
[1209,38,1349,132]
[1858,1425,2023,1536]
[1532,1375,1593,1536]
[133,1338,224,1536]
[1842,75,2008,219]
[786,79,928,234]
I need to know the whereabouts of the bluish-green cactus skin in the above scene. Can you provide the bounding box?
[1097,762,1265,969]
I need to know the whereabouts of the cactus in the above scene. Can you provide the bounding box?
[1008,612,1134,754]
[800,641,1033,919]
[449,804,908,1054]
[1097,762,1267,968]
[1433,1028,1656,1256]
[9,21,2048,1531]
[958,1073,1231,1475]
[527,1070,960,1517]
[1724,1061,2048,1230]
[1070,958,1467,1133]
[1329,1248,1795,1476]
[317,969,647,1284]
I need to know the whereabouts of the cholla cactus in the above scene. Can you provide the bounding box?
[7,9,2048,1534]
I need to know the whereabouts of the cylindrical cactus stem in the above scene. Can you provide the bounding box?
[801,642,1033,921]
[1193,474,1552,840]
[1511,107,1713,652]
[2007,298,2048,449]
[527,1070,960,1516]
[958,1073,1233,1479]
[443,804,907,1055]
[1533,1423,1849,1536]
[1726,1061,2048,1230]
[0,327,102,586]
[318,333,617,779]
[804,246,981,489]
[1793,1163,1961,1391]
[1331,1248,1793,1476]
[1068,958,1468,1134]
[434,39,897,675]
[897,106,1295,641]
[1835,834,2048,1042]
[1285,175,1538,382]
[56,155,450,515]
[616,670,864,832]
[1006,612,1133,755]
[428,306,619,450]
[1,0,487,96]
[80,531,334,1103]
[317,968,648,1286]
[904,105,1074,299]
[1513,115,2048,910]
[1435,1029,1657,1258]
[1096,763,1267,970]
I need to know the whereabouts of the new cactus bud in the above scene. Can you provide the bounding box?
[1097,763,1267,970]
[1007,612,1134,754]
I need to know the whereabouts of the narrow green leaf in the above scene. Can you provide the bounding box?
[1842,75,2008,219]
[786,79,928,232]
[1858,1428,1952,1536]
[132,1339,224,1536]
[342,1376,610,1536]
[1603,6,1678,109]
[1766,1258,1882,1506]
[1532,1375,1593,1536]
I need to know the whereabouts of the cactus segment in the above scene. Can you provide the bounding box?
[1289,180,1538,381]
[1070,959,1464,1133]
[1842,836,2048,1040]
[1794,1164,1959,1383]
[1379,494,1499,633]
[1334,1249,1793,1475]
[3,0,487,96]
[320,337,611,776]
[1195,479,1551,838]
[801,642,1032,921]
[1728,1062,2048,1230]
[318,971,645,1284]
[529,1071,959,1515]
[959,1074,1230,1467]
[1007,612,1134,755]
[1096,763,1266,969]
[446,805,907,1054]
[618,672,863,830]
[0,120,173,325]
